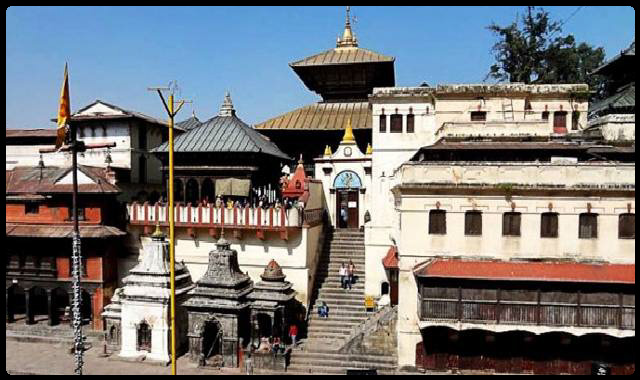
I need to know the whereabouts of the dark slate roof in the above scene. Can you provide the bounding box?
[592,39,635,75]
[153,114,290,160]
[590,83,635,115]
[254,101,371,130]
[175,116,202,131]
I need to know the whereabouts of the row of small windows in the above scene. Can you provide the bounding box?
[379,113,415,133]
[469,110,580,130]
[428,210,635,239]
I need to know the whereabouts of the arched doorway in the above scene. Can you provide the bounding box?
[185,178,199,205]
[257,313,272,340]
[174,179,184,203]
[80,290,92,326]
[201,178,215,204]
[201,319,222,364]
[29,287,48,323]
[137,320,152,351]
[52,287,70,325]
[333,170,362,229]
[7,285,26,323]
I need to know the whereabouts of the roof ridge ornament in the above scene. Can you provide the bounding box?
[219,91,236,117]
[341,117,356,144]
[337,6,358,48]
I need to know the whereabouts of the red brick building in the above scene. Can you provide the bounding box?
[6,164,126,330]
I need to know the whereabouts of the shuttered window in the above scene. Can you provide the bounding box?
[540,212,559,238]
[619,213,635,239]
[502,212,521,236]
[470,111,486,121]
[407,114,415,133]
[542,111,549,120]
[579,213,598,239]
[379,114,387,133]
[390,114,402,133]
[429,210,446,235]
[464,211,482,236]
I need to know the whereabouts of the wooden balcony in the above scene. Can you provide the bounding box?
[420,298,635,331]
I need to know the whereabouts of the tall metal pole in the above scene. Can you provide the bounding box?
[70,123,85,375]
[148,84,189,375]
[168,94,177,376]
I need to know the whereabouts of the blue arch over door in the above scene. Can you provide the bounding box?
[334,170,362,189]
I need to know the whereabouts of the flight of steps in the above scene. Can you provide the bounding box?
[6,321,102,346]
[286,229,397,375]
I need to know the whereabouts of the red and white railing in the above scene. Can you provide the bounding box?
[127,202,303,229]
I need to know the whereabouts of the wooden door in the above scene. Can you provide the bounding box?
[336,190,348,229]
[347,190,359,228]
[389,269,399,306]
[553,112,567,134]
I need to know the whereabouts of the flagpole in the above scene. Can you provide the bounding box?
[70,122,85,375]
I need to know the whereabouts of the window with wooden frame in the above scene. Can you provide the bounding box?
[390,114,402,133]
[25,202,40,214]
[541,111,549,120]
[138,155,147,184]
[379,114,387,133]
[540,212,559,238]
[470,111,486,122]
[68,206,86,221]
[618,213,635,239]
[464,211,482,236]
[429,210,446,235]
[407,111,415,133]
[579,213,598,239]
[502,212,521,236]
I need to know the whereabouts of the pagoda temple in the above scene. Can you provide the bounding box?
[254,7,395,167]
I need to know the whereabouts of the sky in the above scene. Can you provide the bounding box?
[6,6,635,129]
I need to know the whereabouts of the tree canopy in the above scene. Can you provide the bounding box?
[486,7,607,98]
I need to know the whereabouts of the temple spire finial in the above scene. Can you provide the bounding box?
[219,91,235,117]
[341,117,356,143]
[337,6,358,48]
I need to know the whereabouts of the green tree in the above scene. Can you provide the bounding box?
[486,7,606,98]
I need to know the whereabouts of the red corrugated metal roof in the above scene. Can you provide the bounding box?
[416,259,635,284]
[6,224,126,238]
[382,245,398,269]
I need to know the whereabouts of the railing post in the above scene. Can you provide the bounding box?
[536,289,541,325]
[618,293,623,329]
[457,286,462,322]
[496,288,501,324]
[576,290,581,327]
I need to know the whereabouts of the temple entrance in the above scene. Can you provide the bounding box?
[201,319,222,364]
[137,320,152,351]
[51,288,70,325]
[7,285,26,323]
[29,287,48,323]
[336,189,359,229]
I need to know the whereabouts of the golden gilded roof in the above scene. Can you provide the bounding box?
[254,101,371,131]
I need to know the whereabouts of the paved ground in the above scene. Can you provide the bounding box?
[6,340,243,375]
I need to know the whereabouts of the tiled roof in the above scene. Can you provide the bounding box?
[69,100,178,129]
[416,259,635,284]
[290,47,394,67]
[6,129,57,138]
[175,116,202,131]
[254,101,371,130]
[382,246,398,269]
[6,224,126,238]
[153,114,290,160]
[6,165,120,195]
[589,83,635,115]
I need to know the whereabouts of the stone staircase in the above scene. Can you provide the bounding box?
[285,229,397,375]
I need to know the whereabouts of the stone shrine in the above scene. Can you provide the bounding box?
[102,225,194,363]
[183,231,253,368]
